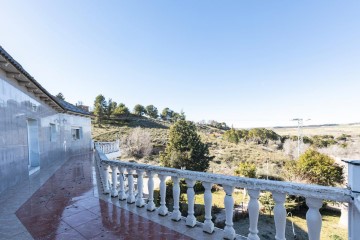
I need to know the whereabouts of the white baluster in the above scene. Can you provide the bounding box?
[223,185,235,240]
[110,165,118,197]
[171,176,181,221]
[247,189,260,240]
[118,167,127,200]
[272,192,286,240]
[158,174,168,216]
[102,164,110,194]
[202,182,214,233]
[127,169,136,204]
[186,179,197,227]
[146,171,156,211]
[344,159,360,239]
[136,170,145,207]
[306,198,323,240]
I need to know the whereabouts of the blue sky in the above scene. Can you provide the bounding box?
[1,1,359,127]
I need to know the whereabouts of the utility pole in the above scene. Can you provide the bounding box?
[262,146,273,180]
[291,118,310,158]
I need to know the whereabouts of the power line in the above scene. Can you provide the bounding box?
[291,118,311,158]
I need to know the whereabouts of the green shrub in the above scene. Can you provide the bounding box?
[312,135,337,148]
[287,149,344,186]
[234,162,257,178]
[330,235,344,240]
[223,128,239,144]
[223,128,279,144]
[340,143,348,148]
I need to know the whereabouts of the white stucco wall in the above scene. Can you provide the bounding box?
[0,68,92,194]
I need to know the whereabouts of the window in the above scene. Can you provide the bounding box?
[50,124,57,142]
[71,127,82,140]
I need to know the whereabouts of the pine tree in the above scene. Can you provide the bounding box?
[160,120,213,172]
[55,92,65,100]
[94,94,107,125]
[145,105,158,119]
[133,104,146,116]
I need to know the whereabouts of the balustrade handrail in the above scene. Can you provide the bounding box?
[94,140,120,154]
[94,140,360,239]
[94,146,351,203]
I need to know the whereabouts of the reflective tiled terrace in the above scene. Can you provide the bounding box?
[0,153,225,239]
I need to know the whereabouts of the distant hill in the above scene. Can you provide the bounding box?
[272,123,360,137]
[273,122,360,129]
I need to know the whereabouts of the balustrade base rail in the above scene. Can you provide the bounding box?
[94,141,359,240]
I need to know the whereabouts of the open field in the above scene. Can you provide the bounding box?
[272,123,360,137]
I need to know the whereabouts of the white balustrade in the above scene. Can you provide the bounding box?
[118,167,127,200]
[343,160,360,239]
[171,176,181,221]
[94,142,358,240]
[306,198,323,240]
[185,179,197,227]
[247,189,260,240]
[223,185,235,240]
[146,171,156,211]
[158,174,168,216]
[102,163,110,194]
[94,140,120,154]
[202,182,214,233]
[136,170,145,207]
[272,192,286,240]
[110,165,118,197]
[127,169,135,204]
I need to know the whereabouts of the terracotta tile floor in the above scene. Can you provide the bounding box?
[15,154,192,240]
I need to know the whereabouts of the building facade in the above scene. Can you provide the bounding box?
[0,46,92,194]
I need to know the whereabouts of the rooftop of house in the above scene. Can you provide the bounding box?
[0,46,90,117]
[55,97,91,116]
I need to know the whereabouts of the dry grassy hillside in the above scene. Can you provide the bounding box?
[199,132,289,176]
[92,118,289,177]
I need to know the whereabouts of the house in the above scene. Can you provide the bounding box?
[0,46,92,194]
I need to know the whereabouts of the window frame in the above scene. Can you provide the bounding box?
[50,123,57,142]
[71,127,82,141]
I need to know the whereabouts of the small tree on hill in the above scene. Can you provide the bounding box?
[234,162,257,205]
[161,107,173,121]
[289,149,344,186]
[223,128,239,144]
[171,110,186,122]
[234,162,257,178]
[146,105,158,119]
[106,98,117,118]
[113,103,129,116]
[179,110,186,121]
[94,94,107,125]
[160,120,213,172]
[55,92,65,100]
[133,104,146,116]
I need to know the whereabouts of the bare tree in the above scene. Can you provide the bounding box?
[121,127,153,158]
